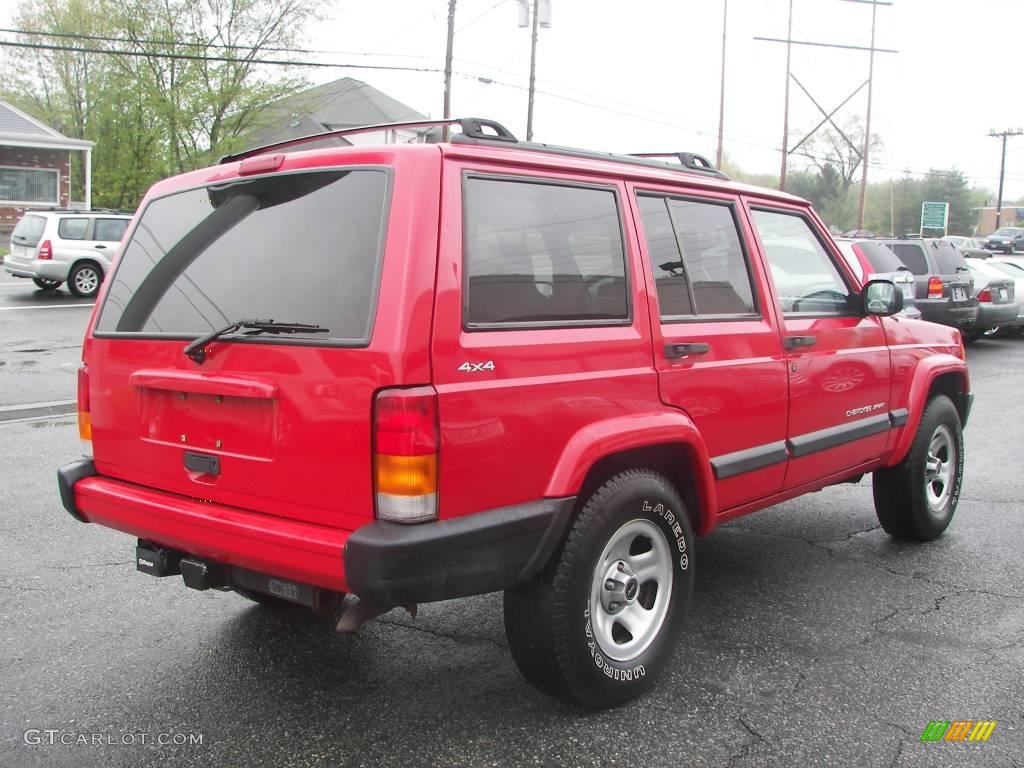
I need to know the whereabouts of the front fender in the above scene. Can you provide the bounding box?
[543,411,718,535]
[887,355,970,467]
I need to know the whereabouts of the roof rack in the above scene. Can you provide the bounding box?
[218,115,728,181]
[627,152,721,175]
[218,117,516,164]
[38,207,134,215]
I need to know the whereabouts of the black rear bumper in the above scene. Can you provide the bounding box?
[57,459,96,522]
[345,497,575,604]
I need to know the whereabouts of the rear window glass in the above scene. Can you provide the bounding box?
[11,214,46,246]
[96,169,389,343]
[931,242,966,274]
[58,218,89,240]
[463,177,628,326]
[94,218,129,242]
[855,241,902,272]
[890,243,929,275]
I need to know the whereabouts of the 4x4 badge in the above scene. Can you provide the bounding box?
[458,361,496,373]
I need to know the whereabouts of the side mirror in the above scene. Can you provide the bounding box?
[862,279,903,316]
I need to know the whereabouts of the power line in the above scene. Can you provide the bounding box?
[0,38,443,72]
[0,26,443,60]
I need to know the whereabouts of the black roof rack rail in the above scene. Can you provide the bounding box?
[628,151,722,176]
[36,207,135,215]
[219,117,517,164]
[218,114,728,182]
[451,133,729,181]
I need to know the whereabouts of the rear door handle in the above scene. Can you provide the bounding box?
[664,342,710,359]
[94,245,107,249]
[783,335,817,350]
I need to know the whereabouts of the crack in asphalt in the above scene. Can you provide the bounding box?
[376,617,509,650]
[726,714,769,767]
[41,560,133,571]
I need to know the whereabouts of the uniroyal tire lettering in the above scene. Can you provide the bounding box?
[583,604,646,682]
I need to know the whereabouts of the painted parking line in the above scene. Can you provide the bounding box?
[0,303,94,311]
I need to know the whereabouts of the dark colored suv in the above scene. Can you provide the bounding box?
[57,118,972,708]
[880,238,978,332]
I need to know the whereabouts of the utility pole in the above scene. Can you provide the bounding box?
[716,0,728,168]
[989,128,1023,229]
[779,0,793,190]
[755,0,894,197]
[856,0,881,228]
[442,0,456,140]
[521,0,551,141]
[526,0,541,141]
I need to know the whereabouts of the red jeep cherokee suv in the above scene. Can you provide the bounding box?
[58,118,972,708]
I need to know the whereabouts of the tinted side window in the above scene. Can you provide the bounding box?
[752,209,850,315]
[636,195,693,316]
[890,243,929,275]
[57,218,88,240]
[932,242,966,274]
[463,177,628,326]
[856,241,902,272]
[668,199,756,315]
[94,218,129,242]
[637,194,756,317]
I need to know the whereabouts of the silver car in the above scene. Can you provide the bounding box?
[4,210,132,297]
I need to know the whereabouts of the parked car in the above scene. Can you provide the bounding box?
[982,226,1024,254]
[57,117,972,709]
[962,258,1018,340]
[879,238,978,332]
[981,258,1024,337]
[4,209,132,297]
[834,238,920,319]
[941,236,989,259]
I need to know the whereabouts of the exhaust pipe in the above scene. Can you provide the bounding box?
[335,599,418,634]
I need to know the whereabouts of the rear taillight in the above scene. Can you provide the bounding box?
[927,277,944,299]
[977,287,992,302]
[38,240,52,260]
[77,364,92,455]
[373,387,438,523]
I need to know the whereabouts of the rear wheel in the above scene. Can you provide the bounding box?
[68,262,102,298]
[32,277,61,291]
[504,469,694,708]
[873,395,964,541]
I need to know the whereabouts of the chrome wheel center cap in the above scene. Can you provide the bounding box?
[600,560,639,613]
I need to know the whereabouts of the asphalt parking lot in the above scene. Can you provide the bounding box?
[0,272,1021,767]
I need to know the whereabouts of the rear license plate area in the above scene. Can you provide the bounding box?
[139,390,275,458]
[952,287,967,302]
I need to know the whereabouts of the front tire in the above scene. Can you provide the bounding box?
[872,395,964,541]
[504,469,694,708]
[68,262,102,298]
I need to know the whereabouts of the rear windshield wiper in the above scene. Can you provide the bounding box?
[184,319,329,364]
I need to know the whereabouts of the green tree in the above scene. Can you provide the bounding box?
[1,0,321,207]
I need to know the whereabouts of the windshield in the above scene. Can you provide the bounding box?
[95,169,390,344]
[11,214,46,247]
[992,228,1021,237]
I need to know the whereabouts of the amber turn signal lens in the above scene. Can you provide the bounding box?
[374,453,437,496]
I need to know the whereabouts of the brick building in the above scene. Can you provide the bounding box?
[0,100,93,234]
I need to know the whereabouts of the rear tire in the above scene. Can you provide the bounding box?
[32,277,61,290]
[504,469,694,708]
[68,262,102,298]
[872,395,964,541]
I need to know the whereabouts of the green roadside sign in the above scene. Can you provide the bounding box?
[921,201,949,231]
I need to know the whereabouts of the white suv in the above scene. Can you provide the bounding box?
[4,210,132,297]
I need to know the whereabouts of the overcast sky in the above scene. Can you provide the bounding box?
[2,0,1022,200]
